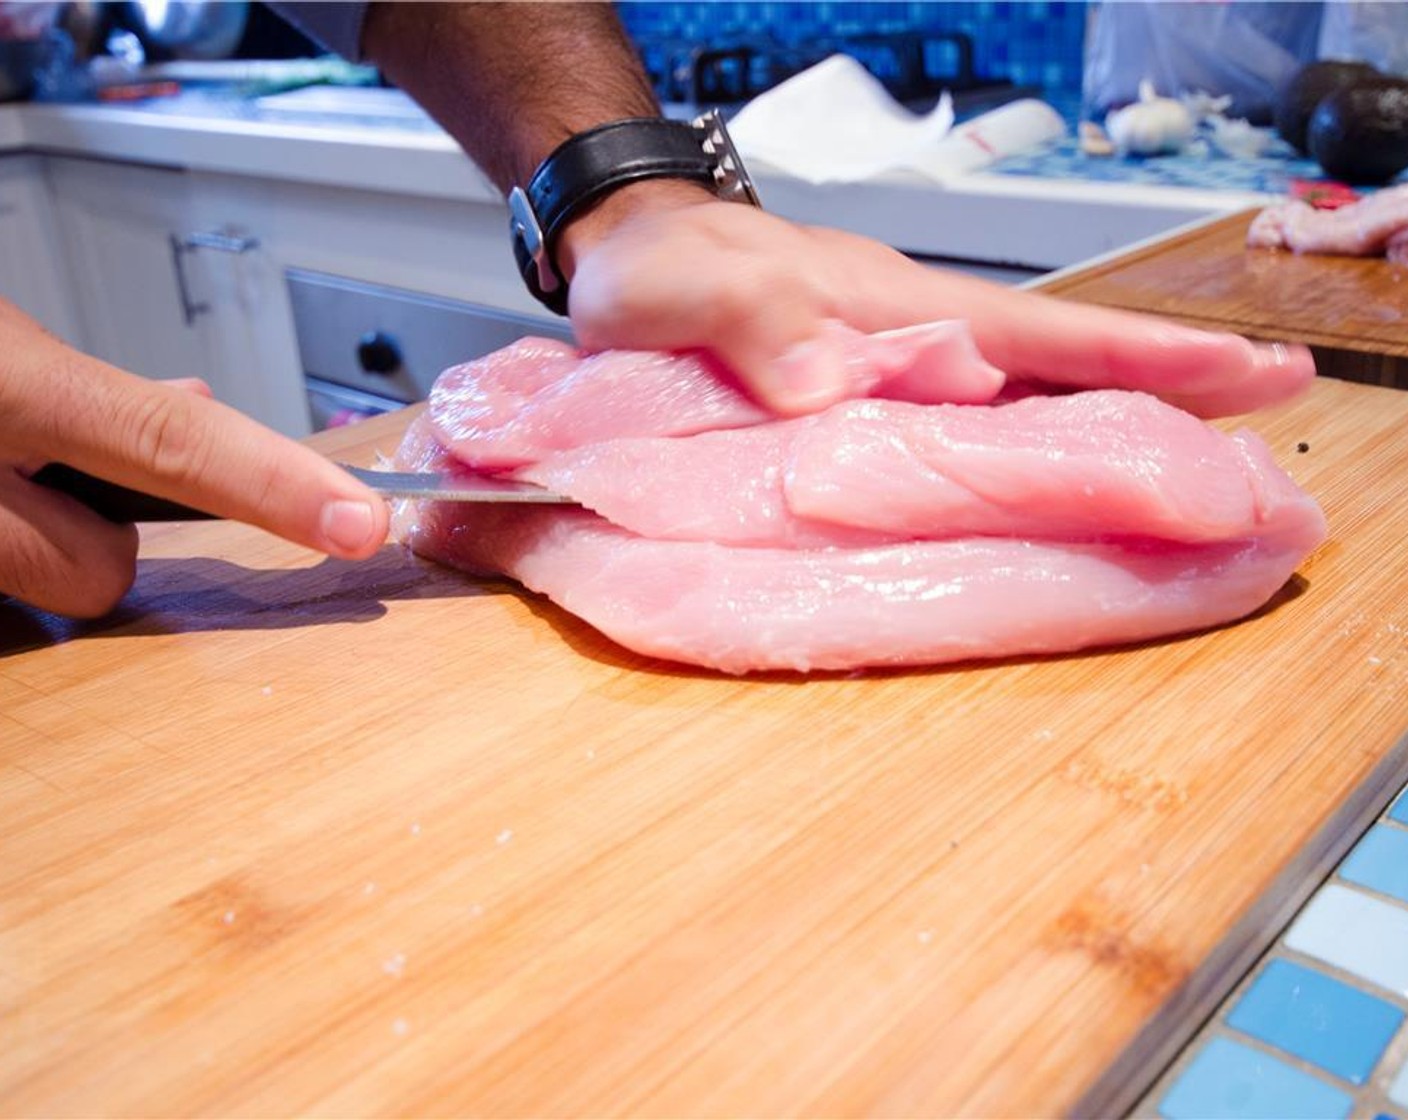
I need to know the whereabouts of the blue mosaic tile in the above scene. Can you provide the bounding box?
[616,1,1089,99]
[1286,885,1408,999]
[987,134,1408,194]
[1158,1037,1353,1120]
[1341,825,1408,905]
[1391,790,1408,826]
[1226,959,1403,1085]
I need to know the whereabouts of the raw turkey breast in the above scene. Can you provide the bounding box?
[513,393,1305,548]
[1247,184,1408,264]
[394,326,1326,674]
[426,321,1004,469]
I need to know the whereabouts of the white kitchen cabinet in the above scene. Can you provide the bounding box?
[14,150,564,440]
[181,175,312,437]
[187,170,544,316]
[45,156,316,437]
[0,153,82,345]
[45,157,212,383]
[181,169,565,437]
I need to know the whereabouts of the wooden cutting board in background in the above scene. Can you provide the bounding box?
[3,379,1408,1117]
[1040,209,1408,390]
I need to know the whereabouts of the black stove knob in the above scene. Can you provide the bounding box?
[357,331,403,376]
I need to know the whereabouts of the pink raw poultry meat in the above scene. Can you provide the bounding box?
[515,393,1304,548]
[1247,183,1408,258]
[427,319,1004,469]
[407,517,1319,674]
[393,331,1326,674]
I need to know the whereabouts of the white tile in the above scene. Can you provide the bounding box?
[1284,884,1408,998]
[1391,1058,1408,1109]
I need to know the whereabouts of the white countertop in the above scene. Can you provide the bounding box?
[0,103,24,151]
[5,98,502,202]
[0,90,1273,271]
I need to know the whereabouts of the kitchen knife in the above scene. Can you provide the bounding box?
[31,462,575,524]
[339,465,575,504]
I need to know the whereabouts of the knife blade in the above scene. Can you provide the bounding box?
[31,462,575,524]
[339,465,575,504]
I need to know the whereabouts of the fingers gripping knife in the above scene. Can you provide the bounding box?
[30,463,575,524]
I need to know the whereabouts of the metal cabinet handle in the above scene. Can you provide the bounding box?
[181,230,260,254]
[168,228,261,326]
[168,233,208,326]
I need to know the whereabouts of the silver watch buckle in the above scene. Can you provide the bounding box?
[692,109,762,208]
[508,185,561,295]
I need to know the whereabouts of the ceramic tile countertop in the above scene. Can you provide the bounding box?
[0,87,1272,271]
[1141,784,1408,1120]
[989,133,1406,195]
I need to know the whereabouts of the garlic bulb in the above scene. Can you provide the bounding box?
[1106,80,1194,156]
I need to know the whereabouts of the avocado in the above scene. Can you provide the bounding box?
[1274,60,1381,154]
[1308,79,1408,185]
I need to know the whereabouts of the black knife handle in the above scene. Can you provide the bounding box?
[30,464,216,524]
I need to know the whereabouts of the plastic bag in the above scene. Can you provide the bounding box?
[1082,1,1323,125]
[1319,1,1408,76]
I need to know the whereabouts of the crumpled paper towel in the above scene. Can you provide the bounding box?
[728,53,1066,184]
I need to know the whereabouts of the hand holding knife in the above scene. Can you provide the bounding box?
[31,462,574,524]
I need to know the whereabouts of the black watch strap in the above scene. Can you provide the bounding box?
[509,110,760,316]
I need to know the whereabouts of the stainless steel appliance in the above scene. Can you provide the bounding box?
[285,269,572,431]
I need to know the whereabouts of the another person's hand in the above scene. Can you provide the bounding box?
[0,300,388,617]
[560,183,1314,418]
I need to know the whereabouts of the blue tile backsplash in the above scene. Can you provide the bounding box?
[616,2,1089,100]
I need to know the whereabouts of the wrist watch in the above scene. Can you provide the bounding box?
[508,109,761,316]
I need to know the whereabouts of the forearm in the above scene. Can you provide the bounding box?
[361,2,659,193]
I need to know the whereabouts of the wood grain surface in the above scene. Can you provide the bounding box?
[3,379,1408,1117]
[1040,210,1408,389]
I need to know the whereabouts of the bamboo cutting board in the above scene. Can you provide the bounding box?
[3,378,1408,1118]
[1040,209,1408,389]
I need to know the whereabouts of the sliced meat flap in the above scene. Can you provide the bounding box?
[428,320,1004,469]
[517,392,1319,547]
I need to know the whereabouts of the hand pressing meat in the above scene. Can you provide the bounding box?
[424,322,1004,470]
[553,181,1314,418]
[392,329,1327,675]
